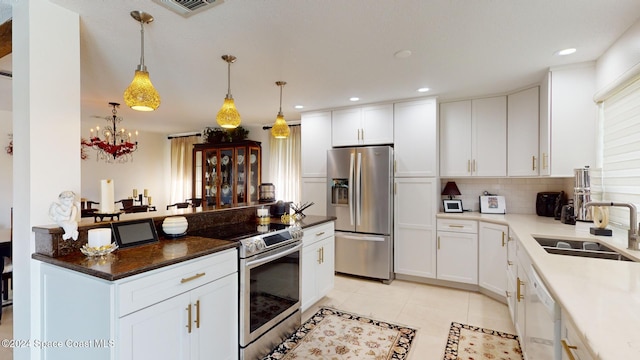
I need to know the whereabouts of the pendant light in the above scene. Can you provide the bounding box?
[216,55,241,129]
[123,11,161,112]
[270,81,290,139]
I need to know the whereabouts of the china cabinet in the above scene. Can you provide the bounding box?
[192,140,261,208]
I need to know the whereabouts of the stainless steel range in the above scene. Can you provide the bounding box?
[238,224,303,360]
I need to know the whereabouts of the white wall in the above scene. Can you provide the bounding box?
[596,19,640,92]
[0,110,11,228]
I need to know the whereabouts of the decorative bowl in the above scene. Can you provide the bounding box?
[162,216,188,238]
[80,242,118,257]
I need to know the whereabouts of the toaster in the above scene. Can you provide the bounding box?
[536,192,561,217]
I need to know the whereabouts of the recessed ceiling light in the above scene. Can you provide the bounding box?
[417,87,430,93]
[394,50,412,58]
[294,105,304,109]
[555,48,577,56]
[349,97,360,102]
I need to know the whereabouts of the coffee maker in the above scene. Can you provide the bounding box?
[574,166,592,222]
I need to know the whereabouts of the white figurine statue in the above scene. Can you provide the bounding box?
[49,190,80,241]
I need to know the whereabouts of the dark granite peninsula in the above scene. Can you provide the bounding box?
[32,203,335,280]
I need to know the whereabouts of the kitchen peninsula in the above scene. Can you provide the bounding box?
[31,204,335,360]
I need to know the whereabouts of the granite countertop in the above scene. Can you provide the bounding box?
[32,215,336,282]
[437,212,640,360]
[32,235,239,281]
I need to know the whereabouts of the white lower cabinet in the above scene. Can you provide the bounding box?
[39,249,239,360]
[119,274,238,360]
[436,219,478,284]
[506,232,517,323]
[561,310,595,360]
[301,222,335,312]
[478,222,509,296]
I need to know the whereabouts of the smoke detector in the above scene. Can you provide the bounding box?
[152,0,224,18]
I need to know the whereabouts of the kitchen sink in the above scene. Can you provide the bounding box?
[533,237,636,262]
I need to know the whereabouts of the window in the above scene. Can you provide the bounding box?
[268,126,301,203]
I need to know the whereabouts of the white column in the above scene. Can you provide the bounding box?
[12,0,80,358]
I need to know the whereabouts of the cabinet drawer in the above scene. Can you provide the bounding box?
[437,219,478,233]
[302,222,335,246]
[117,248,237,316]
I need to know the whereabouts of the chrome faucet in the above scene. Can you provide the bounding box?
[585,201,639,250]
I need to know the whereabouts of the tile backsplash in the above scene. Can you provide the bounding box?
[440,178,574,214]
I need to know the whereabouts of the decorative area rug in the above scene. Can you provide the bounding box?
[444,322,523,360]
[263,307,417,359]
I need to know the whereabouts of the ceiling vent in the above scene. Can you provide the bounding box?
[152,0,224,18]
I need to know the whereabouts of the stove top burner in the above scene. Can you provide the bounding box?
[189,222,288,241]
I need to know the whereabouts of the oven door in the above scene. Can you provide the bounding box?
[239,241,302,347]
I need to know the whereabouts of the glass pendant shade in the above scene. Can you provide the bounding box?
[216,96,241,129]
[271,113,290,138]
[123,70,161,111]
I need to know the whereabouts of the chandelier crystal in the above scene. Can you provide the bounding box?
[271,81,290,139]
[123,11,161,111]
[82,102,139,163]
[216,55,241,129]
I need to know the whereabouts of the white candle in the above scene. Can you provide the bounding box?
[88,228,112,248]
[133,188,138,198]
[100,179,115,213]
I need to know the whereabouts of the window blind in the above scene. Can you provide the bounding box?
[599,76,640,227]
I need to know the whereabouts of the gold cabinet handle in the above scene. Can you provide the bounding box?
[516,277,524,302]
[467,160,471,173]
[437,236,441,250]
[532,156,537,171]
[321,246,324,264]
[561,339,578,360]
[472,159,476,172]
[181,272,206,284]
[448,224,464,228]
[501,232,506,247]
[507,260,513,266]
[317,248,322,264]
[186,303,192,333]
[316,231,325,236]
[195,300,201,329]
[542,153,548,170]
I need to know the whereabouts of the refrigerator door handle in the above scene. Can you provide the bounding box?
[349,152,355,226]
[356,152,362,226]
[338,233,385,242]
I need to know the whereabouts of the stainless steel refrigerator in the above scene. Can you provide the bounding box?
[327,146,394,282]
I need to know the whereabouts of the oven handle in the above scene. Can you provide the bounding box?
[245,242,302,269]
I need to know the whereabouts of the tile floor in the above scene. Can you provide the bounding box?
[302,274,516,359]
[0,274,515,360]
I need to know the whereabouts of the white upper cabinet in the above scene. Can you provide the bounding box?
[508,86,540,176]
[394,98,437,177]
[440,96,507,176]
[331,104,393,146]
[301,111,332,177]
[540,63,597,176]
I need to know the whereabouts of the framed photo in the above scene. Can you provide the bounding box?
[480,195,506,214]
[111,218,159,248]
[443,199,464,213]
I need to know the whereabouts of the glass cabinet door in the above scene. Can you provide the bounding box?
[236,147,247,204]
[219,148,234,206]
[249,147,260,202]
[205,149,218,207]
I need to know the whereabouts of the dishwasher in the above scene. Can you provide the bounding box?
[526,266,561,359]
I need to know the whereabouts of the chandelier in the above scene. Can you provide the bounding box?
[82,102,138,162]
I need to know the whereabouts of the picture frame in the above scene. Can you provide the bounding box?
[111,218,159,248]
[443,199,464,213]
[479,195,506,214]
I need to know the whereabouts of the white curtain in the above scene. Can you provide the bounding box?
[268,126,301,203]
[170,135,200,204]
